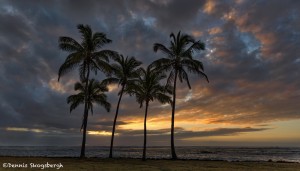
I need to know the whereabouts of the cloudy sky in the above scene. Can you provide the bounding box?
[0,0,299,147]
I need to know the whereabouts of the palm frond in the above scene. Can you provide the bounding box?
[92,32,112,49]
[182,40,205,58]
[128,65,172,109]
[92,50,117,62]
[155,92,172,104]
[79,62,88,82]
[185,65,209,83]
[59,36,83,52]
[77,24,93,50]
[74,82,85,91]
[170,32,176,44]
[67,79,111,115]
[164,84,173,95]
[58,52,83,81]
[182,59,204,71]
[109,54,142,88]
[89,102,94,115]
[166,70,175,87]
[102,77,120,86]
[94,81,109,93]
[94,94,111,112]
[94,58,112,75]
[67,93,84,113]
[128,56,143,69]
[58,24,115,82]
[151,31,209,98]
[178,69,184,83]
[149,58,173,72]
[153,43,174,57]
[90,59,100,75]
[181,69,191,89]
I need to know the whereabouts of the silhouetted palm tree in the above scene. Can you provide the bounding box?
[68,79,111,113]
[103,55,142,158]
[58,24,116,158]
[67,79,111,156]
[127,66,172,161]
[151,31,209,159]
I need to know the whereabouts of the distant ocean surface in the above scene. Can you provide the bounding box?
[0,146,299,163]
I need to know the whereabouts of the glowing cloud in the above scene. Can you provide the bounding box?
[87,131,114,136]
[6,127,43,133]
[203,0,216,14]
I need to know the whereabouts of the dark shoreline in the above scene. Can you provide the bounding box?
[1,156,300,171]
[0,156,299,164]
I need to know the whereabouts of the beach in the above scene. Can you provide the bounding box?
[1,157,300,171]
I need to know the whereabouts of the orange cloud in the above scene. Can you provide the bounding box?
[48,77,77,94]
[208,27,222,35]
[222,8,283,61]
[191,30,203,37]
[49,78,66,93]
[203,0,216,14]
[108,84,119,92]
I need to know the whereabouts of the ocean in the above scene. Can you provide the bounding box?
[0,146,299,163]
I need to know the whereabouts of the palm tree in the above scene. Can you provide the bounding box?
[151,31,209,159]
[126,66,172,161]
[103,55,142,158]
[67,79,111,156]
[58,24,116,158]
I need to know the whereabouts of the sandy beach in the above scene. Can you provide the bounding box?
[1,157,300,171]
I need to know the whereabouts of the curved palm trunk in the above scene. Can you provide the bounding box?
[171,70,178,159]
[109,85,125,158]
[80,64,90,158]
[142,101,149,161]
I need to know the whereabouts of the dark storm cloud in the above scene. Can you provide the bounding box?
[82,126,270,146]
[1,124,269,146]
[116,126,270,138]
[180,0,300,124]
[139,0,206,30]
[0,0,299,146]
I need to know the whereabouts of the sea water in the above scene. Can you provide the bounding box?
[0,146,299,163]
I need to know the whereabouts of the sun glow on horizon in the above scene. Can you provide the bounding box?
[6,127,43,133]
[87,131,113,136]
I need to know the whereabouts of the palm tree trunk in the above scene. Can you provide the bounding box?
[171,70,178,159]
[109,85,125,158]
[80,64,90,158]
[142,101,149,161]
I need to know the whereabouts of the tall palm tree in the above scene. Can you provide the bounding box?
[67,79,111,156]
[103,55,142,158]
[151,31,209,159]
[126,66,172,161]
[58,24,116,158]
